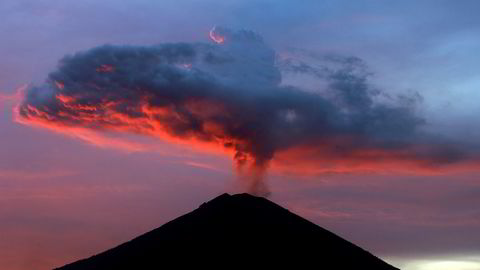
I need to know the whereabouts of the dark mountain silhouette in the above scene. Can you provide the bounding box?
[55,193,399,269]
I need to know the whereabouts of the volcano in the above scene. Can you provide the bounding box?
[55,193,399,269]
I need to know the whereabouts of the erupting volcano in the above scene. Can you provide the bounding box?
[55,193,399,270]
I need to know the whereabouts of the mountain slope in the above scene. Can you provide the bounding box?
[56,193,399,269]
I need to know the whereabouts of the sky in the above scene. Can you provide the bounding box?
[1,0,480,269]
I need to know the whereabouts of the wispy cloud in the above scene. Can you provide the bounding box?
[184,161,227,172]
[0,169,76,180]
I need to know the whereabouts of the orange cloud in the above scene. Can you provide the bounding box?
[14,105,147,152]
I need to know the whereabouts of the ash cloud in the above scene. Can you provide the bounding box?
[17,27,479,193]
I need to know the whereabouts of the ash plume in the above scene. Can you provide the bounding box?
[16,27,480,194]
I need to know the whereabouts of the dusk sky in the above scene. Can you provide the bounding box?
[1,1,480,269]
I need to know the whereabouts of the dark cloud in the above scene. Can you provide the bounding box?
[17,27,479,193]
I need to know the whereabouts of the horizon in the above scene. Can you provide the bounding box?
[1,1,480,269]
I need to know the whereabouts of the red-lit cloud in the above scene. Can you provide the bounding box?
[209,26,226,44]
[272,143,480,175]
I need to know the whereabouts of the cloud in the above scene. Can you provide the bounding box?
[0,85,26,109]
[14,111,148,152]
[184,161,227,173]
[15,27,480,191]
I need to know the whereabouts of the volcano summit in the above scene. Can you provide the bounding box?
[56,193,399,270]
